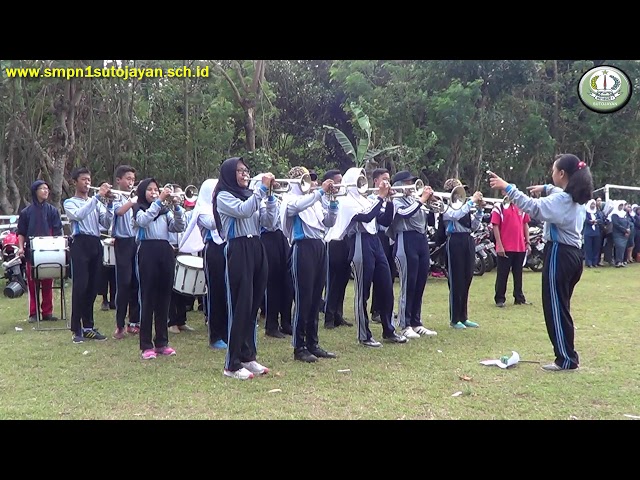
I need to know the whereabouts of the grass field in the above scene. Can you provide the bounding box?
[0,264,638,420]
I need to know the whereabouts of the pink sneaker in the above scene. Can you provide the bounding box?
[113,327,125,340]
[141,349,157,360]
[155,346,176,356]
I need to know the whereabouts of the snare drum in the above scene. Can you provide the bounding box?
[102,238,116,267]
[173,255,206,296]
[30,236,68,280]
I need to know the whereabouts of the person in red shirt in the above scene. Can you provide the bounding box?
[491,200,531,307]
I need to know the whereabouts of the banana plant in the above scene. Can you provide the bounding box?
[323,102,400,169]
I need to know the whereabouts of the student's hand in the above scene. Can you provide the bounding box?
[159,187,172,202]
[17,247,24,257]
[98,182,112,198]
[496,243,507,257]
[526,243,532,256]
[262,173,275,189]
[472,191,483,204]
[487,171,508,191]
[527,185,545,197]
[321,179,334,193]
[420,185,434,203]
[378,180,391,198]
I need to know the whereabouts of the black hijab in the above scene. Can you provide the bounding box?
[212,157,253,235]
[132,177,169,221]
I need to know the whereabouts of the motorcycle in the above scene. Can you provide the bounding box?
[525,226,545,272]
[1,215,27,298]
[427,226,448,278]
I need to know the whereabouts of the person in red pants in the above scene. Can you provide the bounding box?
[16,180,63,323]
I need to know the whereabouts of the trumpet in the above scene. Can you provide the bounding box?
[159,183,186,209]
[322,175,369,200]
[389,179,426,198]
[269,174,312,195]
[422,194,447,214]
[481,195,511,209]
[89,185,116,205]
[184,185,198,203]
[109,186,139,201]
[431,185,468,211]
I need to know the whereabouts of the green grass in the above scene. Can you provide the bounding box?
[1,264,639,420]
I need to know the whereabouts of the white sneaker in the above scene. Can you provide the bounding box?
[241,361,270,375]
[223,367,254,380]
[414,326,438,336]
[402,327,421,339]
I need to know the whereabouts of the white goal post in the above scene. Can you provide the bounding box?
[592,184,640,203]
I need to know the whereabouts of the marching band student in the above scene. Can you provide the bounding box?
[326,167,407,347]
[442,178,485,330]
[368,168,396,324]
[323,169,353,329]
[280,166,338,363]
[167,186,196,334]
[111,165,141,338]
[489,153,594,371]
[63,167,113,343]
[180,178,228,350]
[99,224,116,312]
[213,157,277,380]
[250,174,293,338]
[386,170,438,338]
[133,178,186,360]
[17,180,63,323]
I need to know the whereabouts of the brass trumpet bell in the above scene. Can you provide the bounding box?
[184,185,198,202]
[389,179,425,198]
[328,175,369,198]
[269,174,312,195]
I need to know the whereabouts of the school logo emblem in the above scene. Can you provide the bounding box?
[578,65,632,114]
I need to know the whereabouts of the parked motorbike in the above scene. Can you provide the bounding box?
[427,226,448,278]
[1,216,27,298]
[525,226,545,272]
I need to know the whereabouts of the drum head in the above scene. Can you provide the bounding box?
[176,255,203,268]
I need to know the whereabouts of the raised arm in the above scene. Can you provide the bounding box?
[63,196,102,221]
[217,188,267,219]
[135,200,163,228]
[286,190,324,217]
[167,206,186,233]
[352,197,384,223]
[377,200,395,227]
[322,200,339,228]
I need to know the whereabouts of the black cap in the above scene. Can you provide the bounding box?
[392,170,418,184]
[309,170,318,181]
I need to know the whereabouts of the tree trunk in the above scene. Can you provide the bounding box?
[245,106,256,152]
[183,60,191,175]
[7,124,21,212]
[214,60,266,153]
[47,79,83,209]
[0,129,11,214]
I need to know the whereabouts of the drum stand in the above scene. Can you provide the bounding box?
[33,262,69,331]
